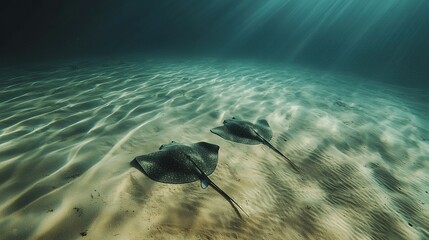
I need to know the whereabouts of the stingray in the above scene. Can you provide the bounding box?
[211,118,300,172]
[132,141,248,218]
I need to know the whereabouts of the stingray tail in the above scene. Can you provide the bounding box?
[187,157,249,218]
[265,140,300,173]
[207,177,250,218]
[254,130,300,173]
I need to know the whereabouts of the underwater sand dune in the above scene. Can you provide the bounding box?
[0,57,428,239]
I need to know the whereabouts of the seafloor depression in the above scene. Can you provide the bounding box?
[0,57,428,239]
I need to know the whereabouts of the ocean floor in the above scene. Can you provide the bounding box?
[0,56,428,239]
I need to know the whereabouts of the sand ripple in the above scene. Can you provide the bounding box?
[0,57,428,239]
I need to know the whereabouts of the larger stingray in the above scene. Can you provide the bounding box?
[133,141,248,218]
[211,118,300,172]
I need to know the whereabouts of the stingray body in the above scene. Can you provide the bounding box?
[211,118,300,172]
[134,141,248,218]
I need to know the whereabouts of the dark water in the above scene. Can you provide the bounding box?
[2,0,429,87]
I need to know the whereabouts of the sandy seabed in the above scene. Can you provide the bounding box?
[0,56,428,240]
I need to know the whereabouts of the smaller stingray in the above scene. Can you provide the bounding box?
[211,118,300,172]
[133,141,248,218]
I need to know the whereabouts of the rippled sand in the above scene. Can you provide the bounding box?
[1,57,428,239]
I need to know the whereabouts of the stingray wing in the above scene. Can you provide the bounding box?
[135,142,220,184]
[210,126,261,145]
[254,119,273,141]
[191,142,220,175]
[135,150,198,184]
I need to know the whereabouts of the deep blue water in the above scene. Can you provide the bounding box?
[1,0,429,85]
